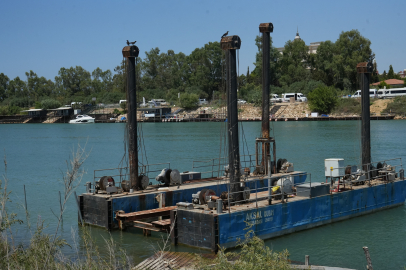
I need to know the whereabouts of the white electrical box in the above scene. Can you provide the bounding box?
[325,158,345,177]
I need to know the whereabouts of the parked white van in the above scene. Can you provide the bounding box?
[351,89,377,98]
[282,93,307,102]
[377,87,406,99]
[270,94,282,103]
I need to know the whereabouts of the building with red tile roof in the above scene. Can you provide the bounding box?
[372,79,404,87]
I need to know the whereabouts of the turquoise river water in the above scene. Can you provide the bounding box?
[1,120,406,269]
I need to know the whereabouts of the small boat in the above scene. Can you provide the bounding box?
[69,115,95,124]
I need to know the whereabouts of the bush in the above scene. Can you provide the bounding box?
[120,102,127,110]
[240,83,262,106]
[383,96,406,115]
[378,81,391,89]
[270,85,284,96]
[7,97,33,108]
[180,93,199,109]
[303,80,326,95]
[185,86,208,99]
[100,91,125,104]
[166,88,181,105]
[307,85,338,114]
[41,99,61,109]
[332,98,361,115]
[0,106,8,115]
[0,105,21,115]
[197,235,290,270]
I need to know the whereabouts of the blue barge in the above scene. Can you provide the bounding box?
[172,176,406,251]
[78,172,307,229]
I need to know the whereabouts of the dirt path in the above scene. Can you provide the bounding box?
[370,99,392,115]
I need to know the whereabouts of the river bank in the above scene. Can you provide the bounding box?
[0,99,404,124]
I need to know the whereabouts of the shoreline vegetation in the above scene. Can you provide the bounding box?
[1,29,405,118]
[0,147,134,269]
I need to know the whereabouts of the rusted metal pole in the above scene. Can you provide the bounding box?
[259,23,273,154]
[221,35,242,202]
[122,45,140,189]
[260,24,271,140]
[259,23,274,174]
[357,62,372,171]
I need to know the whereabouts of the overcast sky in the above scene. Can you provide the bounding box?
[1,0,405,81]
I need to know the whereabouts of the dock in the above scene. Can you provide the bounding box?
[135,251,356,270]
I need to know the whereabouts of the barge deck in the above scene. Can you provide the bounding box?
[171,177,406,251]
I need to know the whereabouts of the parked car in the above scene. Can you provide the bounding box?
[199,99,209,105]
[237,99,247,104]
[282,93,307,102]
[270,94,282,103]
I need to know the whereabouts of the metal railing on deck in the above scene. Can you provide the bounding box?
[192,154,257,179]
[217,157,405,213]
[327,158,404,189]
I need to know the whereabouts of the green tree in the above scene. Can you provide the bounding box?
[179,92,198,109]
[40,99,61,109]
[252,35,281,86]
[8,77,27,99]
[279,39,309,86]
[378,81,391,89]
[25,70,55,101]
[371,61,380,83]
[0,105,21,115]
[380,70,387,81]
[307,85,338,114]
[0,73,9,101]
[54,66,91,98]
[333,30,375,91]
[186,41,223,98]
[387,65,395,79]
[239,83,262,106]
[140,47,161,90]
[92,67,113,94]
[312,40,336,86]
[112,60,131,94]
